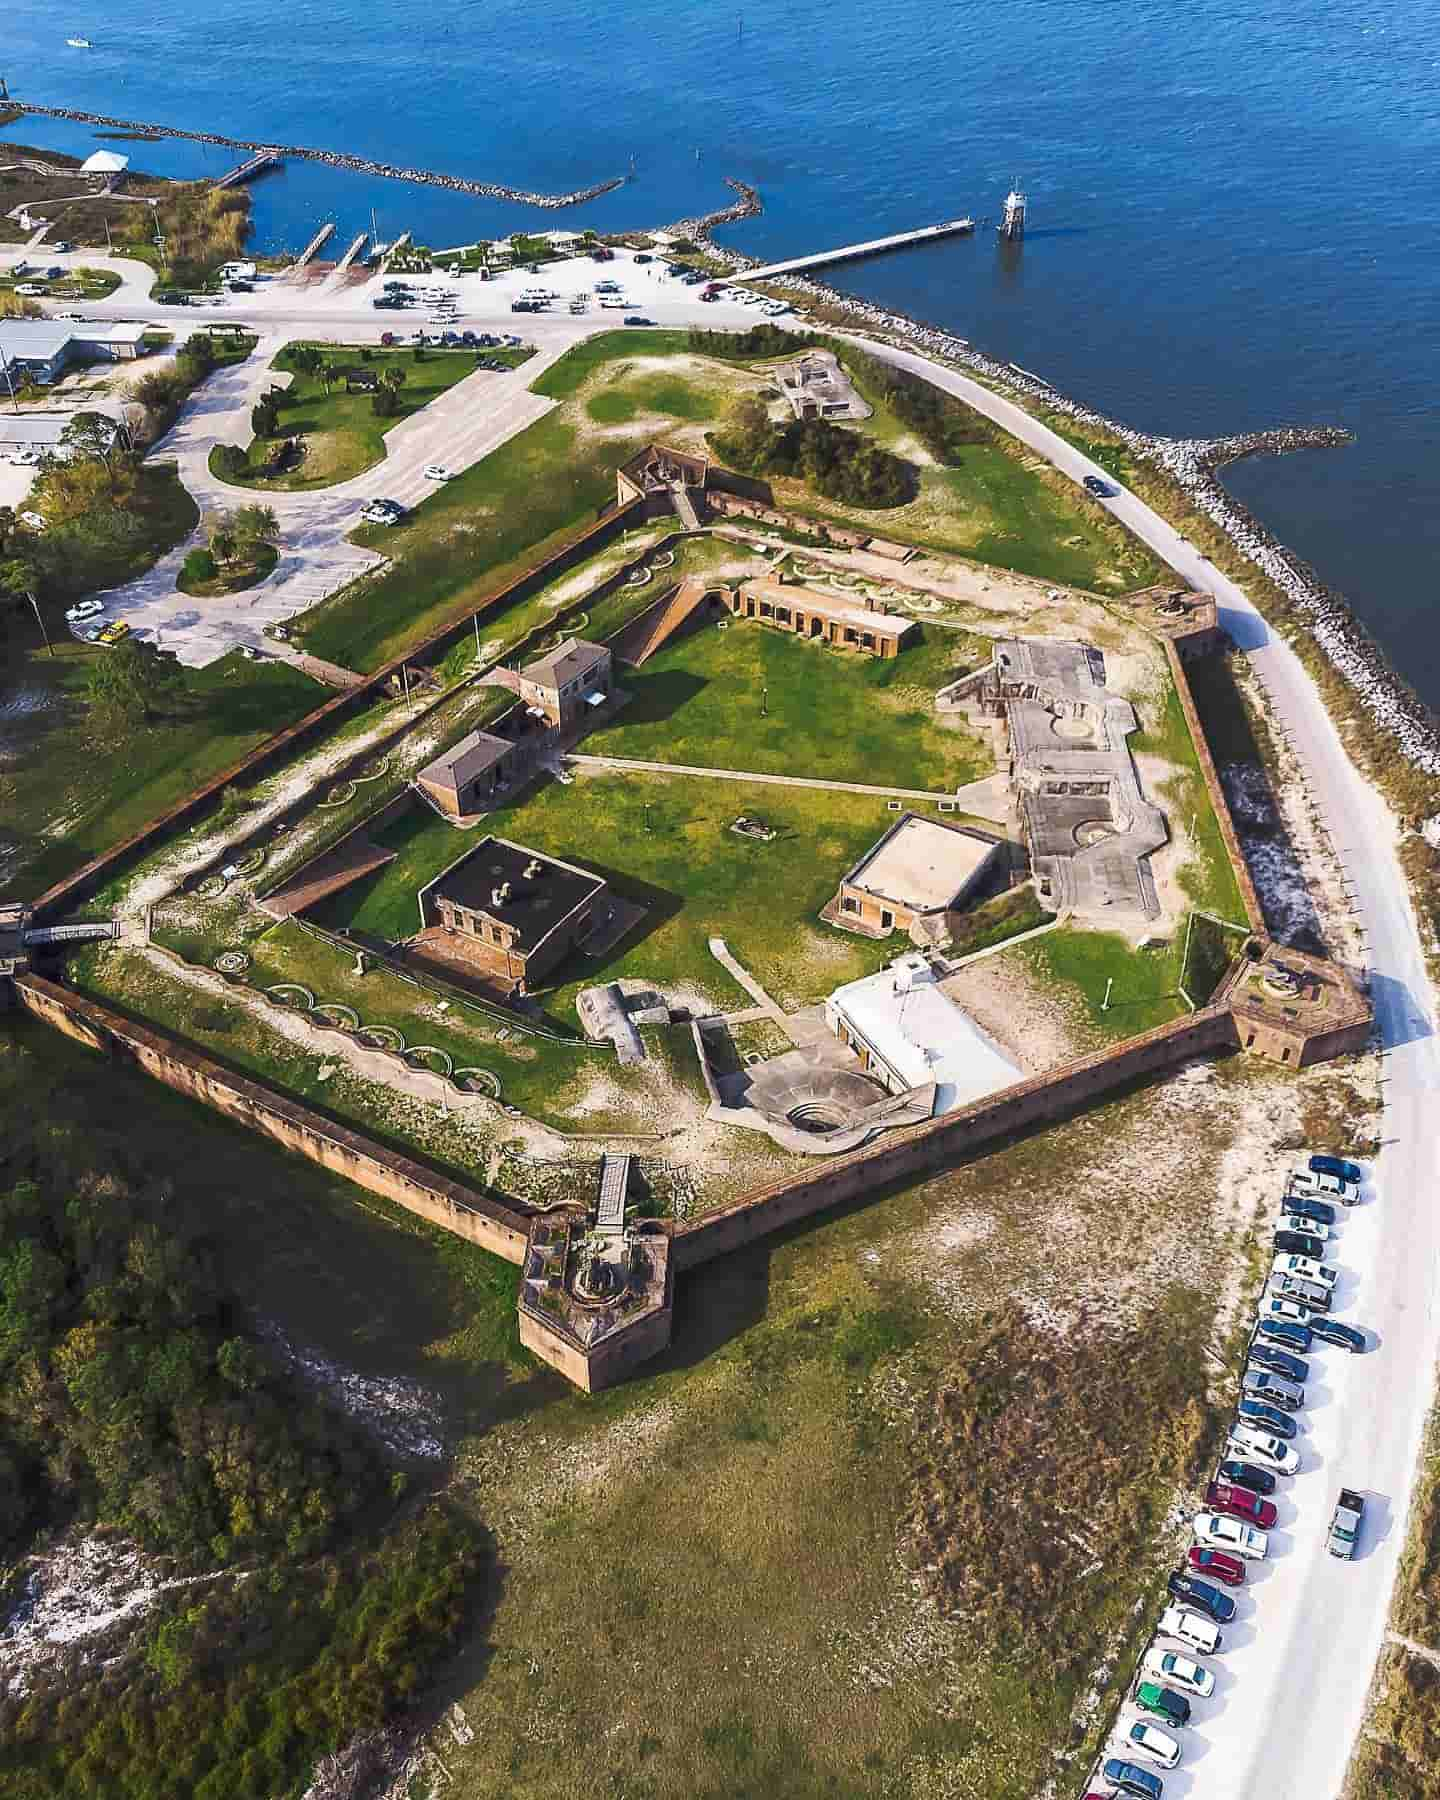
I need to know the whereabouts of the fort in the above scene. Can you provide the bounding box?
[4,442,1373,1394]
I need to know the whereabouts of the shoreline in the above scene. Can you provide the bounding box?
[676,196,1440,783]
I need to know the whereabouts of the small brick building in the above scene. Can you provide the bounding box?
[824,813,1004,939]
[415,729,523,819]
[1219,940,1372,1068]
[517,637,614,731]
[416,836,608,995]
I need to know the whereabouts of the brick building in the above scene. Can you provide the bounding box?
[729,577,915,658]
[416,837,608,995]
[823,813,1003,940]
[415,729,524,820]
[1218,940,1371,1068]
[517,637,614,730]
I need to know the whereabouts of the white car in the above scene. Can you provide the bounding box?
[1259,1294,1313,1328]
[1192,1511,1268,1560]
[1278,1211,1331,1242]
[1228,1422,1300,1474]
[1121,1718,1182,1769]
[1290,1168,1361,1205]
[1271,1253,1339,1288]
[20,510,46,531]
[1141,1646,1214,1699]
[423,464,454,482]
[65,599,105,623]
[9,447,40,466]
[1156,1604,1221,1655]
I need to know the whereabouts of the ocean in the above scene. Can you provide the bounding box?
[7,0,1439,705]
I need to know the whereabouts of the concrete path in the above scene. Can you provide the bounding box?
[707,936,790,1030]
[567,753,962,805]
[847,335,1440,1800]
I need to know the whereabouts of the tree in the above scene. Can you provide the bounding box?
[209,518,237,566]
[212,442,249,482]
[720,393,773,468]
[379,365,406,396]
[60,412,121,490]
[289,344,323,383]
[0,292,42,320]
[231,503,278,549]
[86,637,183,726]
[319,362,342,396]
[251,397,279,438]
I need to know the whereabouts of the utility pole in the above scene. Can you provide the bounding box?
[27,590,53,657]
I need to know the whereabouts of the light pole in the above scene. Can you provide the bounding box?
[26,589,53,658]
[760,684,768,718]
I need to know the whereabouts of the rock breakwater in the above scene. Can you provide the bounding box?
[10,102,625,210]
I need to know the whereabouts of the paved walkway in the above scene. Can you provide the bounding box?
[567,753,962,804]
[707,936,790,1030]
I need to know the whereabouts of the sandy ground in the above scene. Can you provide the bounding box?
[940,946,1087,1071]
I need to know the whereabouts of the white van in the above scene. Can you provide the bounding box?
[1156,1605,1221,1656]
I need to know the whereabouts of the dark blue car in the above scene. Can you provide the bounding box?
[1217,1457,1277,1495]
[1308,1317,1368,1353]
[1166,1570,1237,1624]
[1310,1153,1362,1184]
[1237,1397,1297,1439]
[1249,1342,1310,1383]
[1256,1317,1313,1354]
[1103,1757,1164,1799]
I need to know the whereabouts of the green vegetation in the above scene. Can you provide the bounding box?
[687,322,809,361]
[529,328,689,399]
[1024,924,1189,1041]
[129,331,256,442]
[590,612,987,789]
[178,539,277,596]
[716,398,912,508]
[213,341,479,491]
[0,1023,491,1800]
[117,180,253,288]
[1131,676,1248,922]
[0,643,321,899]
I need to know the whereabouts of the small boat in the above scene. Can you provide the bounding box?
[66,35,92,48]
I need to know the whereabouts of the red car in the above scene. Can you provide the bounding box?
[1188,1545,1246,1587]
[1206,1480,1278,1529]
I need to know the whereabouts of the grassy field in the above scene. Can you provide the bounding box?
[0,643,322,900]
[215,342,481,490]
[1022,923,1189,1041]
[588,615,989,789]
[311,772,918,1015]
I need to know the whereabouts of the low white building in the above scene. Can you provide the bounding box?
[81,150,130,179]
[825,954,1022,1116]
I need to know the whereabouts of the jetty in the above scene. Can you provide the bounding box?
[215,149,281,190]
[729,217,975,284]
[290,221,335,273]
[332,231,369,275]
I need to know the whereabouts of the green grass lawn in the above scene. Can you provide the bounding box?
[589,615,989,790]
[1023,923,1188,1041]
[0,644,323,900]
[215,342,481,491]
[530,329,691,398]
[314,773,945,1017]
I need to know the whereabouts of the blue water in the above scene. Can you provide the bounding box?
[9,0,1440,703]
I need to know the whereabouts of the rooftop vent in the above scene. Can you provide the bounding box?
[523,858,543,881]
[491,881,513,908]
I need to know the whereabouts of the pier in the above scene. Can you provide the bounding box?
[215,149,281,190]
[290,221,335,272]
[332,231,369,274]
[728,217,975,284]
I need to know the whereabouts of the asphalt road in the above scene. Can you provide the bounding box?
[857,337,1440,1800]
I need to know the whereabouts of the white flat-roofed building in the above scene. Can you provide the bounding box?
[826,811,1004,940]
[825,954,1022,1116]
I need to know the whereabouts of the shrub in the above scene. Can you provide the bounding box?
[714,410,912,508]
[181,546,217,585]
[371,387,400,419]
[212,442,249,481]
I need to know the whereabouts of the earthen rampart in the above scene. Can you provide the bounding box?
[13,973,530,1264]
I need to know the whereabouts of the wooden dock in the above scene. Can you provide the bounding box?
[290,222,336,272]
[332,231,369,274]
[215,149,281,190]
[729,217,975,284]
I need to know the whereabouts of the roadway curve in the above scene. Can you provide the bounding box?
[856,336,1440,1800]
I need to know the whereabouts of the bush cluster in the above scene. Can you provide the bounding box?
[715,399,911,508]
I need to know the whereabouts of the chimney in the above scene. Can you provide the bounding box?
[523,859,543,880]
[491,887,505,908]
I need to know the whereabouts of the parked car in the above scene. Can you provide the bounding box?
[1228,1423,1300,1474]
[51,239,73,253]
[20,510,47,532]
[1192,1511,1268,1561]
[1274,1228,1327,1260]
[1121,1719,1182,1770]
[1328,1487,1366,1559]
[423,464,454,482]
[8,446,41,466]
[361,499,406,526]
[1255,1316,1313,1354]
[65,599,105,624]
[1103,1756,1166,1797]
[1166,1570,1236,1623]
[1156,1604,1221,1655]
[1278,1210,1332,1243]
[1308,1317,1368,1353]
[1242,1368,1305,1413]
[1083,474,1112,496]
[1248,1342,1310,1383]
[1272,1253,1339,1289]
[1284,1195,1338,1229]
[1289,1167,1361,1206]
[1187,1546,1246,1586]
[1134,1679,1193,1726]
[1309,1152,1363,1184]
[97,621,131,645]
[1237,1397,1297,1439]
[1141,1646,1214,1699]
[14,282,45,297]
[1216,1458,1278,1497]
[1269,1271,1333,1313]
[1259,1294,1315,1330]
[623,314,655,325]
[82,622,108,643]
[1205,1479,1278,1528]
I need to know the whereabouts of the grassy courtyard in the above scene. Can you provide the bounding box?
[589,614,990,791]
[213,341,482,491]
[312,772,919,1015]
